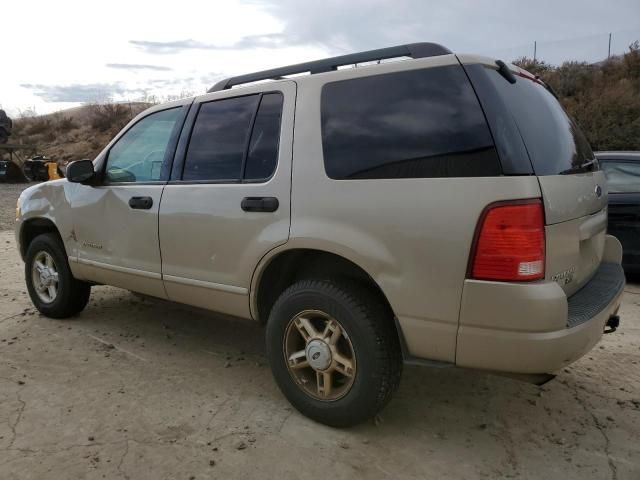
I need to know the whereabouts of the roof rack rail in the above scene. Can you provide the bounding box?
[208,42,452,92]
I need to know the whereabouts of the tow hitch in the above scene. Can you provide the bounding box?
[604,315,620,334]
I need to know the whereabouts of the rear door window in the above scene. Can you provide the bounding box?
[482,68,595,176]
[183,95,260,181]
[182,93,283,182]
[244,93,283,180]
[320,65,501,179]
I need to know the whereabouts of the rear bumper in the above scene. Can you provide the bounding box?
[456,236,625,374]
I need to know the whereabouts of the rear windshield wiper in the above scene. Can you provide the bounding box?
[559,159,598,175]
[495,60,517,84]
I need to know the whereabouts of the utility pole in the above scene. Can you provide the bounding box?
[608,33,612,59]
[533,41,537,61]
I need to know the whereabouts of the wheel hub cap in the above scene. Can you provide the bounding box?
[283,309,356,401]
[31,251,59,304]
[41,271,52,285]
[306,339,332,370]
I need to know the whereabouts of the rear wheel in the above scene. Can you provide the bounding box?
[25,233,91,318]
[266,279,402,427]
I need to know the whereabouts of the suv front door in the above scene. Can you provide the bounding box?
[71,103,188,298]
[159,82,295,318]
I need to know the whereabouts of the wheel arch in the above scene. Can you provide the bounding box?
[19,217,63,259]
[250,245,397,326]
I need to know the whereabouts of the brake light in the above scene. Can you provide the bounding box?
[469,199,545,282]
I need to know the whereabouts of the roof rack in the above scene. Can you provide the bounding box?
[208,42,452,92]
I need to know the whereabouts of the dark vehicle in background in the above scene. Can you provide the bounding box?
[596,152,640,273]
[0,158,24,181]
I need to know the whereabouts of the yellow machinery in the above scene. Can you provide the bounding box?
[47,161,62,180]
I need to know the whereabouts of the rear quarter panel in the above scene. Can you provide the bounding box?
[291,58,542,362]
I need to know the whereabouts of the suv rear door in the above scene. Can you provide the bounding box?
[158,82,295,318]
[464,59,607,296]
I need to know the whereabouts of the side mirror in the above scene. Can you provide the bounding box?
[66,159,95,183]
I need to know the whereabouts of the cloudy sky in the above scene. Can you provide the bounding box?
[2,0,639,116]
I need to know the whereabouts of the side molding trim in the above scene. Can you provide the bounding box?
[74,257,162,280]
[71,257,249,295]
[163,274,248,295]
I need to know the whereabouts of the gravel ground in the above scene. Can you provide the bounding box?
[0,184,639,479]
[0,183,37,231]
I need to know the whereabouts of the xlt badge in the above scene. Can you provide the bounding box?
[551,267,576,285]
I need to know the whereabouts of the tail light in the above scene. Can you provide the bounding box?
[469,199,545,282]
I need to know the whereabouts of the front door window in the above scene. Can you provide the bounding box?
[106,108,181,183]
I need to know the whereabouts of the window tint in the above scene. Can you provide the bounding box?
[601,161,640,193]
[183,95,259,181]
[106,108,181,183]
[321,65,500,180]
[244,93,283,180]
[483,68,595,176]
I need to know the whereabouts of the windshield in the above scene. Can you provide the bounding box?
[485,68,596,176]
[601,161,640,193]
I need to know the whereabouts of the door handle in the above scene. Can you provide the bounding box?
[129,196,153,210]
[241,197,279,212]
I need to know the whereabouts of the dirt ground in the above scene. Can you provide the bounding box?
[0,183,36,231]
[0,184,639,480]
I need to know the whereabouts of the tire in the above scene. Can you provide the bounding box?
[25,233,91,318]
[266,279,402,427]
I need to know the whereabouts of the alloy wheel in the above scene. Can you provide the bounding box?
[31,251,59,303]
[283,309,356,401]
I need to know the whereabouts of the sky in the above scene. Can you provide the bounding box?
[2,0,639,116]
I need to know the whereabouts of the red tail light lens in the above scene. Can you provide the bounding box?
[469,199,545,282]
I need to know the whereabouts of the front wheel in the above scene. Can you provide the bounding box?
[25,233,91,318]
[266,280,402,427]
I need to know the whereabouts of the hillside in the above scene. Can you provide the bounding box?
[10,102,151,163]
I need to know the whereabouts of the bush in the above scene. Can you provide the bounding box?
[24,117,52,136]
[53,114,77,133]
[87,102,134,132]
[514,41,640,151]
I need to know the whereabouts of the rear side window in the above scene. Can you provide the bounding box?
[183,95,259,181]
[483,68,595,176]
[183,93,283,182]
[321,65,501,179]
[245,93,283,180]
[601,161,640,193]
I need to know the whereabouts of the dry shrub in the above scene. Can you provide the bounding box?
[24,117,53,136]
[514,41,640,151]
[53,113,77,133]
[87,102,133,133]
[42,130,57,143]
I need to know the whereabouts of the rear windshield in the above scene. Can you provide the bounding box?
[485,69,595,176]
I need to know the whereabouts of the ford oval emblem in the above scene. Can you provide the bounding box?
[595,185,602,198]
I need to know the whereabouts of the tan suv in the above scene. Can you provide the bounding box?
[15,43,625,427]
